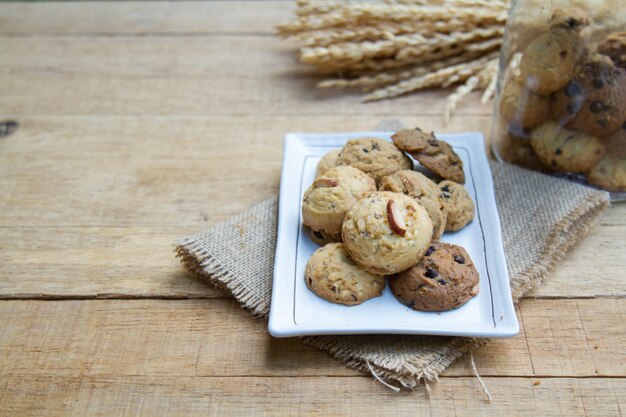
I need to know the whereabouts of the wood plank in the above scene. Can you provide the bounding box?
[0,115,492,228]
[0,37,494,117]
[0,116,622,298]
[1,299,623,379]
[0,375,624,417]
[0,1,293,36]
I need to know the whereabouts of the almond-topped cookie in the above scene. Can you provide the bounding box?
[341,191,433,275]
[390,242,479,312]
[391,128,465,184]
[379,170,447,240]
[305,243,386,306]
[302,165,376,245]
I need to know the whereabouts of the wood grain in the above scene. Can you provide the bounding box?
[1,375,624,417]
[0,37,494,117]
[1,1,624,413]
[0,300,623,379]
[0,1,293,36]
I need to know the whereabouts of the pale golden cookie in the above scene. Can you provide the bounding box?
[316,149,341,177]
[302,166,376,241]
[530,121,605,173]
[438,181,475,232]
[336,137,412,184]
[520,28,584,95]
[390,242,479,312]
[305,243,385,306]
[586,154,626,192]
[499,78,551,130]
[342,191,433,275]
[378,170,447,240]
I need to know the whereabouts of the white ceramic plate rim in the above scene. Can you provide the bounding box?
[269,131,519,338]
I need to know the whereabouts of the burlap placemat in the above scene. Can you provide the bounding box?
[175,148,609,392]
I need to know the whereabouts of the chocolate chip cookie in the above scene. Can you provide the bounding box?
[342,191,433,275]
[438,181,475,232]
[302,166,376,244]
[390,242,479,312]
[530,121,605,173]
[336,137,412,184]
[605,121,626,159]
[519,27,585,95]
[551,57,626,137]
[305,243,386,306]
[391,128,465,184]
[378,170,447,240]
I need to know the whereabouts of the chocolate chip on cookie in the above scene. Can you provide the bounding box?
[390,241,479,312]
[391,128,465,184]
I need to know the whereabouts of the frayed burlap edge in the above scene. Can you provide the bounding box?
[174,190,609,392]
[509,191,610,301]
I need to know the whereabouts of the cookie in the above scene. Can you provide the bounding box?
[305,243,386,306]
[336,137,412,184]
[530,121,605,173]
[586,154,626,192]
[390,242,479,312]
[316,149,341,177]
[605,122,626,158]
[499,78,551,130]
[551,57,626,137]
[342,191,433,275]
[519,28,584,95]
[309,229,342,246]
[302,165,376,242]
[391,128,465,184]
[438,181,475,232]
[497,133,551,173]
[378,170,447,240]
[597,31,626,69]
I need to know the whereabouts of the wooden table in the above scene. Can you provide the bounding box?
[1,2,624,415]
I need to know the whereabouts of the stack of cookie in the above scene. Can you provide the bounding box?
[495,8,626,192]
[302,128,479,312]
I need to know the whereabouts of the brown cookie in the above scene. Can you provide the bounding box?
[597,31,626,69]
[551,57,626,137]
[438,180,475,232]
[309,229,342,246]
[519,27,585,95]
[390,242,479,312]
[391,128,465,184]
[530,121,605,173]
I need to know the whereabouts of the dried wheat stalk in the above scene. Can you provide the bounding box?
[277,0,510,121]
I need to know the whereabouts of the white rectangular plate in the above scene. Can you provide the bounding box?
[269,131,519,338]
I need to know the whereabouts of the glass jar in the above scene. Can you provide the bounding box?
[492,0,626,197]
